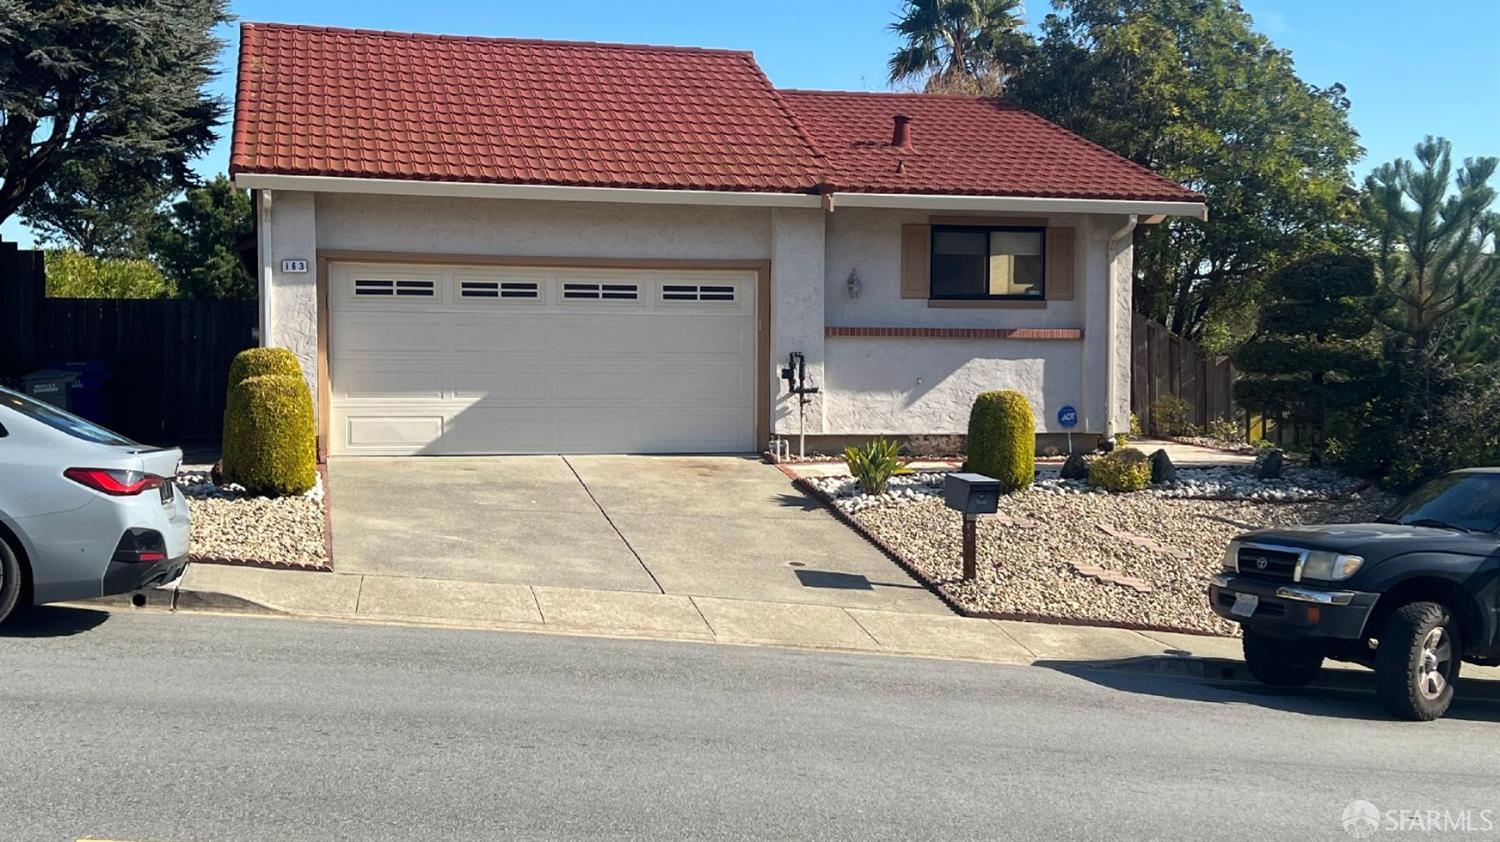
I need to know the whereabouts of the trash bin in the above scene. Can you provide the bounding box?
[21,368,81,411]
[50,360,109,422]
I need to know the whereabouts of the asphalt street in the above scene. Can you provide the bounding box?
[1,606,1496,841]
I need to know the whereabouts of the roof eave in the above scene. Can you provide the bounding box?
[231,172,824,208]
[828,191,1208,221]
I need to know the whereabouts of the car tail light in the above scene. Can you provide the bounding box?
[64,467,165,496]
[112,529,168,564]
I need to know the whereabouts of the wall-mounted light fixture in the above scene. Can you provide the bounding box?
[846,268,862,299]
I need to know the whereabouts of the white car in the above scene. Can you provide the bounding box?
[0,386,190,623]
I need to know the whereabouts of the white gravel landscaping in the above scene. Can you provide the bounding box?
[807,467,1396,635]
[177,469,329,569]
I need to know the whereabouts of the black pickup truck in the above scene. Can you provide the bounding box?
[1209,468,1500,720]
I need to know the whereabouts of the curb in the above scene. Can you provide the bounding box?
[1064,654,1500,699]
[173,587,287,616]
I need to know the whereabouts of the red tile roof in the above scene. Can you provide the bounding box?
[231,23,1201,204]
[231,23,825,193]
[779,90,1201,203]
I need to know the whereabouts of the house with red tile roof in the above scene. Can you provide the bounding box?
[231,23,1205,456]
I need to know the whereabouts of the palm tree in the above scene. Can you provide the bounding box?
[887,0,1034,95]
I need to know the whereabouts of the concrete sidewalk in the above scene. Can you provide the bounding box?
[106,563,1235,665]
[94,563,1500,685]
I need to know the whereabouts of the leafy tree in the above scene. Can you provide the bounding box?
[150,175,255,299]
[1233,253,1378,444]
[0,0,227,227]
[1361,137,1499,351]
[887,0,1034,95]
[20,157,172,257]
[44,249,174,298]
[1008,0,1362,341]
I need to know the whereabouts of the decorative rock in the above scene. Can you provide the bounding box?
[1254,448,1285,480]
[1060,452,1090,481]
[1149,449,1176,484]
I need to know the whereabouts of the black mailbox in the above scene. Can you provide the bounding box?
[944,472,1001,516]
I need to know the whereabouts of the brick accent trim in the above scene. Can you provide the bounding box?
[825,326,1083,340]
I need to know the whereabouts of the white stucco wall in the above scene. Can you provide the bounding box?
[262,190,1135,444]
[312,193,773,260]
[820,208,1131,436]
[262,190,319,407]
[769,207,826,437]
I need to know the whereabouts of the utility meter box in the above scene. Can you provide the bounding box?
[944,472,1001,516]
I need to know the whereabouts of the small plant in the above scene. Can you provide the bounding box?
[1206,416,1244,443]
[966,390,1035,492]
[1088,447,1152,492]
[1150,394,1192,437]
[228,347,303,388]
[1113,432,1129,450]
[843,437,910,496]
[1043,445,1060,458]
[1128,413,1142,438]
[222,373,317,496]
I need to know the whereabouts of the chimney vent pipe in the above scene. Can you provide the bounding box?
[891,114,912,149]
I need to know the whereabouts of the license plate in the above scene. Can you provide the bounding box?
[1230,593,1259,618]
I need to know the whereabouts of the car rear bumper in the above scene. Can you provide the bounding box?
[103,554,188,597]
[1209,574,1379,639]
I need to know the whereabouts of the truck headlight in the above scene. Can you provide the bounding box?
[1221,540,1241,572]
[1301,550,1363,581]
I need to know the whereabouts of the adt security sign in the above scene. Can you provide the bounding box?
[1057,405,1078,428]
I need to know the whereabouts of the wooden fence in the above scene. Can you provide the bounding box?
[0,241,257,445]
[1130,313,1239,435]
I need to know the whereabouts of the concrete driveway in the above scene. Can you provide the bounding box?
[328,455,946,614]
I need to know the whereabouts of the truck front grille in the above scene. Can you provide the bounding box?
[1236,545,1302,580]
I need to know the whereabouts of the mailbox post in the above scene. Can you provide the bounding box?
[943,473,1001,581]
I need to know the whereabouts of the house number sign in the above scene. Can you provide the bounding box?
[281,259,310,273]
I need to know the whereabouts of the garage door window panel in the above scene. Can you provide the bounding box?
[459,280,542,301]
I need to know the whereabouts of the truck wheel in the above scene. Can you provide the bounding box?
[1375,601,1461,721]
[0,537,22,626]
[1242,630,1324,687]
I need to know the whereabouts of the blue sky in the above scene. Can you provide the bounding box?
[4,0,1497,246]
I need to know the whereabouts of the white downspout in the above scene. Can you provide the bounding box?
[1105,214,1137,438]
[257,189,275,347]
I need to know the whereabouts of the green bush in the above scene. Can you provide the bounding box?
[842,437,910,496]
[966,390,1035,492]
[222,374,316,496]
[1088,447,1152,492]
[1206,417,1244,443]
[45,249,175,298]
[1150,394,1192,437]
[228,347,303,389]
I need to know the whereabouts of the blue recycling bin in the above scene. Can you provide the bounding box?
[45,360,109,422]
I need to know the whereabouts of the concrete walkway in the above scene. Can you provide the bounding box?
[329,455,947,614]
[102,564,1500,684]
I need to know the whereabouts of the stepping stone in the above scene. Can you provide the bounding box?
[1070,561,1155,593]
[1096,523,1191,560]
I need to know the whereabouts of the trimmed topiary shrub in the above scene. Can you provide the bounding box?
[222,374,317,496]
[1088,447,1152,492]
[227,347,303,389]
[966,390,1035,492]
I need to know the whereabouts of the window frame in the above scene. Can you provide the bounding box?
[928,224,1047,301]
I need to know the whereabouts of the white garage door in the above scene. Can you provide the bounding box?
[328,262,758,455]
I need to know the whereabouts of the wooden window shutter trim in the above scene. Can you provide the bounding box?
[900,224,931,299]
[1046,227,1076,301]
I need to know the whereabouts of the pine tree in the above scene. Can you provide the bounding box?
[1233,253,1380,445]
